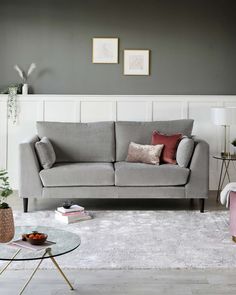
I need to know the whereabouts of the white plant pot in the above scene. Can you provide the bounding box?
[22,84,28,95]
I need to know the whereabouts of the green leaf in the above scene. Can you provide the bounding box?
[0,202,9,209]
[0,170,12,201]
[0,170,7,175]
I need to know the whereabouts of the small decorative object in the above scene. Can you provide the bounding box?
[124,49,150,76]
[231,139,236,155]
[124,49,150,75]
[62,200,73,209]
[0,170,14,243]
[14,63,36,95]
[92,38,118,63]
[22,231,48,245]
[8,86,18,124]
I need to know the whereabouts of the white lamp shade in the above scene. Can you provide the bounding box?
[211,107,236,126]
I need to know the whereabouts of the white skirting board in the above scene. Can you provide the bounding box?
[0,94,236,190]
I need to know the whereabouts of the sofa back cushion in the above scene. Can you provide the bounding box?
[37,121,115,162]
[115,119,194,161]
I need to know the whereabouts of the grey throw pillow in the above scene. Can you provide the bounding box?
[176,137,194,168]
[35,137,56,169]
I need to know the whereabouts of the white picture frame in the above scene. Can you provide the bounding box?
[124,49,150,76]
[92,38,119,64]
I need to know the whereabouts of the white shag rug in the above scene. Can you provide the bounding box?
[1,210,236,269]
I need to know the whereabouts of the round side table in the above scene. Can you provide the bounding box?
[213,155,236,201]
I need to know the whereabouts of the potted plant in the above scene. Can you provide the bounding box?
[231,139,236,155]
[0,169,14,243]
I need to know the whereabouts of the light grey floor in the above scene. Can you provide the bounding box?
[2,191,234,295]
[1,269,236,295]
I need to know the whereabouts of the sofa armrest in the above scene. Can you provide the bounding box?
[185,137,209,199]
[19,135,43,198]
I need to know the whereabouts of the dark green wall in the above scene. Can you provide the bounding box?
[0,0,236,94]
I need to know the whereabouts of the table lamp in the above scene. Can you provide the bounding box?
[211,107,236,157]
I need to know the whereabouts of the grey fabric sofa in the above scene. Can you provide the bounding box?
[19,119,209,213]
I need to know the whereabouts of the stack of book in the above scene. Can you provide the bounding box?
[55,205,91,224]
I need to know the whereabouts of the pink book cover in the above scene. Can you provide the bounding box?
[55,210,89,216]
[8,240,56,251]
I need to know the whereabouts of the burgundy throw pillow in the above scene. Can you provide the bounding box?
[151,131,182,164]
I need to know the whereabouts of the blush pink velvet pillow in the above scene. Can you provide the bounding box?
[126,142,164,165]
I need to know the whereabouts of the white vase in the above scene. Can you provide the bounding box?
[22,84,28,95]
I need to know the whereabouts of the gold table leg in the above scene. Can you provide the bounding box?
[46,248,74,290]
[0,249,21,275]
[0,247,74,294]
[19,250,48,295]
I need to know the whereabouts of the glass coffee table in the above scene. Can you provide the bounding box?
[0,226,81,294]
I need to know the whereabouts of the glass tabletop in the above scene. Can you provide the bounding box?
[0,226,81,261]
[213,154,236,160]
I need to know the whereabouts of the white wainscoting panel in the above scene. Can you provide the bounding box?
[81,101,116,122]
[7,100,41,188]
[117,101,152,121]
[1,94,236,190]
[44,100,78,122]
[153,101,185,121]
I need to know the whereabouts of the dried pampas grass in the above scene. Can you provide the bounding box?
[14,63,36,83]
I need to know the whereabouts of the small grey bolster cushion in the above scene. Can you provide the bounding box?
[185,137,209,199]
[19,135,43,198]
[176,137,195,168]
[35,137,56,169]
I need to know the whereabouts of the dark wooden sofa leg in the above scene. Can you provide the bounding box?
[199,198,205,213]
[189,198,194,210]
[23,198,28,213]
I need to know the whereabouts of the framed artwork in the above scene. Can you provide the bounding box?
[92,38,119,64]
[124,49,150,75]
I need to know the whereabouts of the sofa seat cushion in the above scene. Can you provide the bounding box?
[115,162,190,186]
[40,163,115,187]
